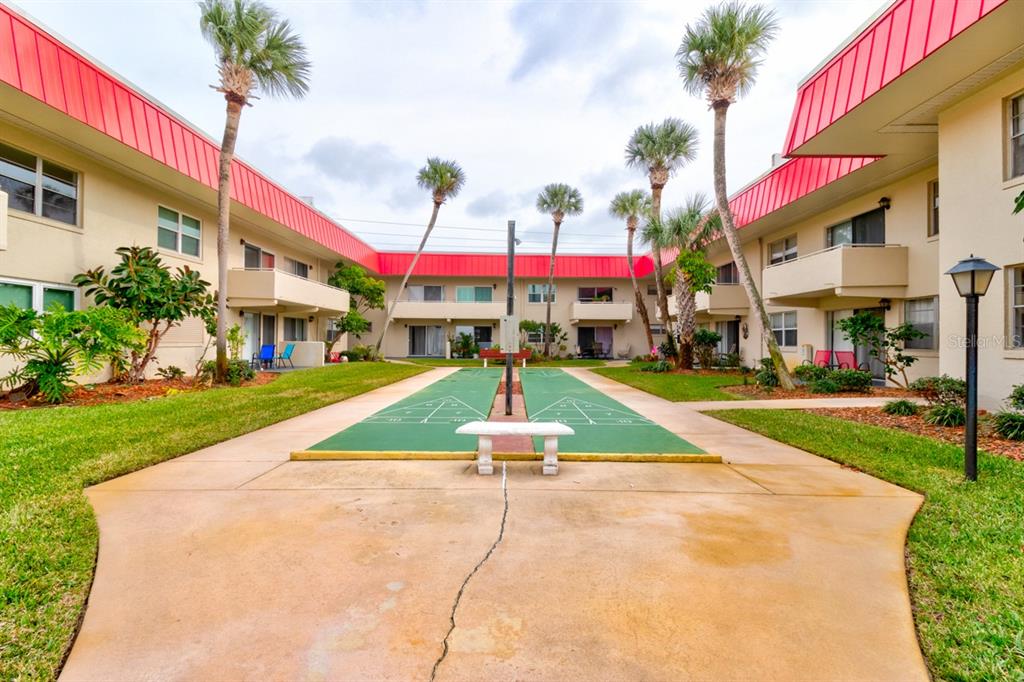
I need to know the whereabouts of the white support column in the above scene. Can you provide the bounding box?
[542,436,559,475]
[477,435,494,475]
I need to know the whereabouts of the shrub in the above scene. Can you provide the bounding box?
[882,399,919,416]
[755,358,779,389]
[199,359,255,386]
[156,365,185,381]
[925,403,967,427]
[340,350,361,362]
[641,360,672,373]
[350,344,377,361]
[693,328,721,369]
[831,368,873,392]
[794,364,829,383]
[226,324,246,360]
[809,378,840,394]
[719,352,741,368]
[1007,383,1024,411]
[993,411,1024,440]
[0,305,145,403]
[910,375,967,407]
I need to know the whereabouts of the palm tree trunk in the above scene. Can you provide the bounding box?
[544,221,561,358]
[675,269,696,369]
[215,99,243,382]
[649,185,675,349]
[711,102,794,390]
[375,201,442,356]
[627,225,654,352]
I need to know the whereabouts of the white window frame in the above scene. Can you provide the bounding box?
[649,323,666,336]
[0,276,78,312]
[407,284,444,302]
[455,285,493,303]
[525,330,544,344]
[0,141,80,226]
[769,310,798,347]
[927,180,939,237]
[1009,266,1024,349]
[1009,92,1024,181]
[157,205,202,258]
[768,236,797,265]
[283,256,309,278]
[904,297,938,350]
[646,284,658,296]
[283,316,308,342]
[528,283,556,303]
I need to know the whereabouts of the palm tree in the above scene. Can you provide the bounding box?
[200,0,311,381]
[625,119,698,348]
[676,1,794,389]
[609,190,654,351]
[375,158,466,356]
[536,183,584,358]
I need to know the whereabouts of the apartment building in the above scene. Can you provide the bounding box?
[2,1,1024,407]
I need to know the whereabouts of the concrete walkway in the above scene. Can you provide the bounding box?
[60,368,928,681]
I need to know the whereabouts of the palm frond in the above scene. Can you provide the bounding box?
[624,118,699,176]
[609,189,651,222]
[417,158,467,202]
[536,183,584,216]
[649,194,718,251]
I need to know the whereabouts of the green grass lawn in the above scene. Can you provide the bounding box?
[403,357,607,367]
[592,366,747,401]
[707,409,1024,682]
[0,362,426,680]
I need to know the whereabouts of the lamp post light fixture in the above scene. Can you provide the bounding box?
[945,255,1000,481]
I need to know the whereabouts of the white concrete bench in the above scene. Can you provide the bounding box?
[455,421,575,476]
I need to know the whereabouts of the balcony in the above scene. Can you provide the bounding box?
[695,284,749,317]
[761,244,908,306]
[570,301,634,322]
[227,268,349,314]
[390,299,505,320]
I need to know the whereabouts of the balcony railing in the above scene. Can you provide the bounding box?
[227,268,349,313]
[695,284,749,316]
[390,299,505,320]
[762,243,908,303]
[570,300,634,322]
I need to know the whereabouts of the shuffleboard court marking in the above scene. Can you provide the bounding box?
[363,395,488,425]
[528,397,656,426]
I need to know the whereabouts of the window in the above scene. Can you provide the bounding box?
[283,257,309,278]
[528,283,555,303]
[456,286,492,302]
[1010,267,1024,348]
[577,286,613,302]
[157,206,201,257]
[456,324,493,347]
[904,297,937,350]
[1010,93,1024,179]
[0,142,78,225]
[650,324,666,336]
[769,311,798,347]
[647,284,658,296]
[0,278,76,311]
[768,236,797,265]
[927,180,939,237]
[407,285,443,301]
[243,243,275,270]
[716,262,739,284]
[826,208,885,247]
[525,330,544,344]
[283,317,307,341]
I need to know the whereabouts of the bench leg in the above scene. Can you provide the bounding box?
[483,358,488,368]
[477,436,494,475]
[542,436,558,475]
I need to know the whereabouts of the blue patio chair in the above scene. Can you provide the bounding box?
[276,343,295,369]
[251,343,276,369]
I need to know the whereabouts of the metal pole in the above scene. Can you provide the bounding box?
[506,220,515,416]
[965,293,979,481]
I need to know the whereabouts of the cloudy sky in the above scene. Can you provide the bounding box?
[16,0,880,254]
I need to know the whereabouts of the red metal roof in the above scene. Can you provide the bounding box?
[784,0,1007,155]
[376,252,655,278]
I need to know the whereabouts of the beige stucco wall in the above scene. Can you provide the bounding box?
[0,121,347,377]
[937,62,1024,409]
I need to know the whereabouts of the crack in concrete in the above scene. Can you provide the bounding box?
[429,462,509,681]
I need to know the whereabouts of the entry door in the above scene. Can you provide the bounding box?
[716,320,740,355]
[578,327,595,351]
[261,314,276,350]
[242,312,259,359]
[409,326,445,356]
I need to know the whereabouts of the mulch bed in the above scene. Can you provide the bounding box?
[807,407,1024,461]
[723,385,913,400]
[0,372,278,410]
[496,381,523,395]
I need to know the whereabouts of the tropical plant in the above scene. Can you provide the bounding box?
[0,305,145,403]
[754,357,779,389]
[226,323,246,360]
[327,263,385,350]
[693,327,721,369]
[836,312,925,388]
[156,365,186,381]
[1014,189,1023,214]
[882,399,920,416]
[536,183,584,357]
[452,332,477,359]
[793,363,829,383]
[198,358,255,386]
[625,118,699,345]
[993,411,1024,440]
[609,189,655,350]
[677,1,793,390]
[925,403,967,427]
[73,246,216,382]
[641,360,673,373]
[199,0,311,381]
[910,375,968,407]
[376,158,466,354]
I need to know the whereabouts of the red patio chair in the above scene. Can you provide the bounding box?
[834,350,858,370]
[812,350,833,367]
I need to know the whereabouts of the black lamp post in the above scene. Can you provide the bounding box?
[945,255,1000,481]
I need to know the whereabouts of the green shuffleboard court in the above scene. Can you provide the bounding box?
[519,369,705,455]
[304,368,501,453]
